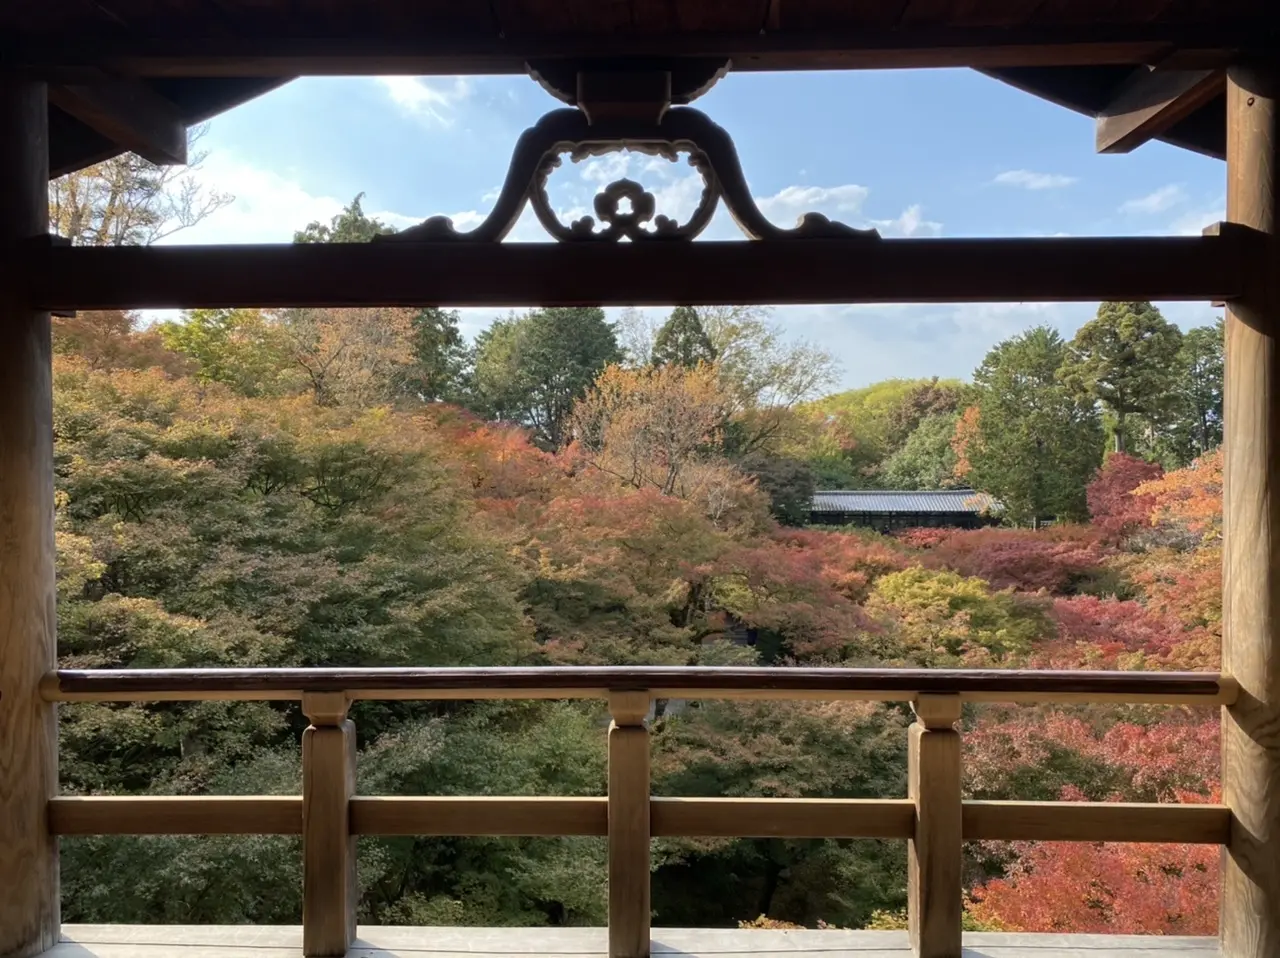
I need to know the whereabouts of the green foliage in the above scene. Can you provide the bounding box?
[738,453,816,526]
[653,306,717,368]
[294,193,397,244]
[1059,302,1183,454]
[969,327,1103,525]
[407,307,468,402]
[159,308,296,396]
[1165,319,1224,464]
[880,412,961,490]
[471,308,622,448]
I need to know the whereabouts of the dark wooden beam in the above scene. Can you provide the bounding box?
[20,233,1251,311]
[6,23,1263,79]
[1096,66,1226,154]
[48,80,187,165]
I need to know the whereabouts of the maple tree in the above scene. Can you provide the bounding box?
[1087,452,1164,540]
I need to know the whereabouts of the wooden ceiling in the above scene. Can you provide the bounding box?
[7,0,1275,176]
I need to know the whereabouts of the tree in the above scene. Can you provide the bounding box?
[1167,320,1224,464]
[653,307,717,368]
[884,377,965,452]
[293,196,465,402]
[159,308,296,396]
[472,308,622,448]
[293,193,396,244]
[969,327,1103,525]
[698,306,839,454]
[1086,453,1164,540]
[880,413,961,490]
[278,307,419,407]
[405,307,468,402]
[569,362,727,496]
[54,310,191,376]
[48,125,231,246]
[737,453,816,527]
[1059,302,1183,454]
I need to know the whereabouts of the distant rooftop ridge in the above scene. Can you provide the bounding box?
[812,489,1001,514]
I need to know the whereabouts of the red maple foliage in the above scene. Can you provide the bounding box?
[1033,595,1177,669]
[969,827,1219,935]
[922,525,1112,594]
[1087,452,1164,540]
[894,527,958,550]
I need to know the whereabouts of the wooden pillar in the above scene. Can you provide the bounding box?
[907,694,962,958]
[0,78,60,958]
[608,690,651,958]
[302,692,357,958]
[1221,63,1280,958]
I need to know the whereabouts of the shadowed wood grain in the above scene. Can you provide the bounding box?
[302,719,356,957]
[608,692,650,958]
[963,801,1231,843]
[350,797,608,836]
[22,236,1250,311]
[650,798,915,838]
[0,76,60,958]
[908,723,962,958]
[1222,63,1280,958]
[48,797,303,835]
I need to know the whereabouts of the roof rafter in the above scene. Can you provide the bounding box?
[48,79,187,165]
[1095,66,1226,154]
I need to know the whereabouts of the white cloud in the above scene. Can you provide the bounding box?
[870,204,943,238]
[1120,184,1186,215]
[757,184,870,218]
[376,76,471,124]
[993,169,1078,190]
[156,151,419,245]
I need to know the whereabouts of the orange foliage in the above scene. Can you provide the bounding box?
[922,525,1112,594]
[950,404,980,479]
[969,831,1219,935]
[1136,448,1223,540]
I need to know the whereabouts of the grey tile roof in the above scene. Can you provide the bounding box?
[811,489,1001,514]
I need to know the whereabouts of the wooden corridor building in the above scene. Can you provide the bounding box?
[2,3,1279,958]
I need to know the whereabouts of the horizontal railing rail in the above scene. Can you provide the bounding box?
[43,665,1237,704]
[44,666,1235,958]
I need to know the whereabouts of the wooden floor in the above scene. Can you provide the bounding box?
[51,926,1220,957]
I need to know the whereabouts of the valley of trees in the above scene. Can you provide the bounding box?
[50,172,1226,935]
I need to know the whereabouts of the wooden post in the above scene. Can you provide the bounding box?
[608,690,651,958]
[908,694,962,958]
[0,77,60,958]
[302,692,357,958]
[1221,63,1280,958]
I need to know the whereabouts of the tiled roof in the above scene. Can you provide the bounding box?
[811,490,1001,514]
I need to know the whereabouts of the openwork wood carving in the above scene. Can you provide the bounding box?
[385,108,880,243]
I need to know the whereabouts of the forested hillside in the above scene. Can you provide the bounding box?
[51,168,1225,934]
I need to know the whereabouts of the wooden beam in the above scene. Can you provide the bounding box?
[908,697,962,958]
[48,796,303,835]
[301,693,356,958]
[607,691,650,958]
[48,80,187,166]
[1096,67,1226,154]
[42,666,1237,705]
[1221,64,1280,958]
[351,797,608,836]
[963,801,1230,844]
[649,798,914,838]
[6,24,1257,78]
[22,234,1252,311]
[0,76,60,958]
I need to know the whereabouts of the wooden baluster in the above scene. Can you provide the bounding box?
[302,692,357,958]
[608,690,651,958]
[908,694,962,958]
[1221,63,1280,958]
[0,77,60,958]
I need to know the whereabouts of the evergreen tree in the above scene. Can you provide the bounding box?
[1169,319,1224,463]
[1059,302,1183,453]
[652,306,717,368]
[293,193,396,244]
[970,326,1104,525]
[472,307,622,448]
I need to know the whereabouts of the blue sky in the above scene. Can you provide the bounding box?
[170,69,1227,390]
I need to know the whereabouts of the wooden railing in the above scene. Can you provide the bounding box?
[43,666,1236,958]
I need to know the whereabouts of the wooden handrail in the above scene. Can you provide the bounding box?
[42,664,1237,958]
[41,666,1236,705]
[46,795,1230,844]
